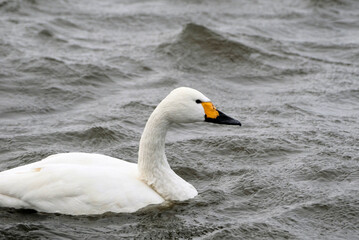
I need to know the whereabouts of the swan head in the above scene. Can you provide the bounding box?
[159,87,241,126]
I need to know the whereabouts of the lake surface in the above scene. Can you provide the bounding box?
[0,0,358,239]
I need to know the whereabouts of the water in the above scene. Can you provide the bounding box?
[0,0,359,239]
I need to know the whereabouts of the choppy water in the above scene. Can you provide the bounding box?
[1,0,359,239]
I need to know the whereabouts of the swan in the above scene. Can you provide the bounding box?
[0,87,241,215]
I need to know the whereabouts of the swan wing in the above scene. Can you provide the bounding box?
[0,153,164,215]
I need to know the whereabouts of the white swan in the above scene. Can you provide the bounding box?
[0,87,241,215]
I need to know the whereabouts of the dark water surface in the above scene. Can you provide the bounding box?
[1,0,359,239]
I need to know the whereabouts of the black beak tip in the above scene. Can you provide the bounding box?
[205,110,242,126]
[228,119,242,126]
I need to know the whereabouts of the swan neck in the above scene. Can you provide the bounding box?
[137,103,198,201]
[138,108,170,175]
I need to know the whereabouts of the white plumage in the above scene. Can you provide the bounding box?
[0,87,240,215]
[0,153,163,214]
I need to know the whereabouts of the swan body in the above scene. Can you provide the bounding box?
[0,153,164,214]
[0,87,241,215]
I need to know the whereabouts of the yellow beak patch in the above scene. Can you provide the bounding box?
[201,102,219,119]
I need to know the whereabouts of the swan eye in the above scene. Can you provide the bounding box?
[195,99,202,104]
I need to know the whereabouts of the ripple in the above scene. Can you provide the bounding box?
[275,196,359,239]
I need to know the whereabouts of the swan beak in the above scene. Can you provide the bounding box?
[202,102,241,126]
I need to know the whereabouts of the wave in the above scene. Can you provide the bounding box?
[157,23,261,70]
[0,57,119,116]
[172,135,301,159]
[0,0,70,14]
[156,23,299,83]
[57,126,126,145]
[14,57,119,88]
